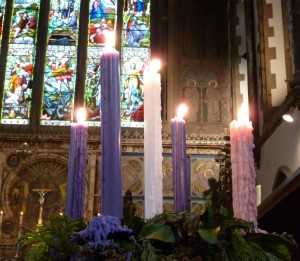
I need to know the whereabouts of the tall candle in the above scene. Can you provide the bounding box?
[230,103,257,225]
[144,60,163,218]
[100,41,122,219]
[65,108,88,220]
[171,104,189,212]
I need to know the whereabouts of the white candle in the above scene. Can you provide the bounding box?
[144,59,163,218]
[230,103,257,225]
[0,210,3,224]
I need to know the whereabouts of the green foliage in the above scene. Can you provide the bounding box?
[20,215,86,261]
[141,239,158,261]
[139,223,174,243]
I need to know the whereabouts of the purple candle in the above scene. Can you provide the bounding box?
[66,108,88,220]
[100,44,122,219]
[171,104,189,212]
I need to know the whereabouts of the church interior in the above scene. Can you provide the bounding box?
[1,0,300,259]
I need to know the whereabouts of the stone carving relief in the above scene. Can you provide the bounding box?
[122,157,144,196]
[2,156,68,230]
[191,157,220,198]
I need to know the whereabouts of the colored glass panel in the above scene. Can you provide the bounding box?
[84,0,117,126]
[41,0,80,125]
[1,0,40,125]
[120,0,151,127]
[84,46,102,125]
[88,0,117,47]
[0,0,6,51]
[48,0,79,46]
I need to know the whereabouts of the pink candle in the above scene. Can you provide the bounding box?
[230,104,257,225]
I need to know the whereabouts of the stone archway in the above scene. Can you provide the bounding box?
[2,155,68,230]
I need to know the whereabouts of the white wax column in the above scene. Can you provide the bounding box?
[144,70,163,218]
[230,112,257,225]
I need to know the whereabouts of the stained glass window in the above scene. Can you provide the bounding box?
[0,0,152,127]
[1,0,40,124]
[84,0,117,126]
[0,0,6,52]
[120,0,151,127]
[41,0,80,126]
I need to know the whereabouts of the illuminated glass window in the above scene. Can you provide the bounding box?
[1,0,40,124]
[120,0,151,127]
[0,0,152,127]
[0,0,6,53]
[40,0,80,126]
[84,0,118,126]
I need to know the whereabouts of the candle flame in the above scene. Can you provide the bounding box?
[20,212,23,215]
[77,108,86,123]
[105,31,115,48]
[149,59,162,73]
[237,103,249,123]
[177,103,187,119]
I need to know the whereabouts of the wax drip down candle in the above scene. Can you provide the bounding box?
[100,33,123,219]
[171,104,189,213]
[144,59,163,218]
[230,103,257,225]
[65,108,88,220]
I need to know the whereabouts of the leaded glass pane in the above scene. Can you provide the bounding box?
[41,0,80,126]
[120,0,151,127]
[0,0,6,52]
[84,0,117,126]
[1,0,40,124]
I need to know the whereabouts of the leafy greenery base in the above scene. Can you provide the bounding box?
[18,198,297,261]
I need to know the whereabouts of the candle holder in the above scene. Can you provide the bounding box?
[32,189,52,227]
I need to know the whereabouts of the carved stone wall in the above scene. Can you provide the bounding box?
[0,128,227,258]
[168,0,231,135]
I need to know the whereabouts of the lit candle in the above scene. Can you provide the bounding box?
[230,103,257,225]
[256,185,261,206]
[100,33,123,219]
[143,60,163,218]
[65,108,88,220]
[19,212,23,226]
[0,210,3,224]
[171,104,189,212]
